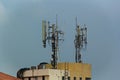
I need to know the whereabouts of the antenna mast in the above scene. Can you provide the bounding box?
[42,17,64,69]
[74,17,87,63]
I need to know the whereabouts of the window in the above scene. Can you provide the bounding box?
[34,77,38,80]
[62,76,65,80]
[42,76,45,80]
[28,77,31,80]
[80,77,82,80]
[74,77,76,80]
[86,77,91,80]
[68,77,70,80]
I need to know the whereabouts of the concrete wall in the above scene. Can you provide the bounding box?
[23,69,66,80]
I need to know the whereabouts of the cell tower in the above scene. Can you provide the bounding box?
[74,17,87,63]
[42,16,64,69]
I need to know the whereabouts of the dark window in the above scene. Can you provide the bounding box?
[86,77,91,80]
[80,77,82,80]
[62,76,65,80]
[68,77,70,80]
[28,77,31,80]
[74,77,76,80]
[34,77,38,80]
[42,76,45,80]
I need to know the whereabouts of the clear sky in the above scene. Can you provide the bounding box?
[0,0,120,80]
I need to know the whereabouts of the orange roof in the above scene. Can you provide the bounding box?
[0,72,20,80]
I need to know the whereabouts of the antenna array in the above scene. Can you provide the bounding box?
[74,18,87,63]
[42,17,64,69]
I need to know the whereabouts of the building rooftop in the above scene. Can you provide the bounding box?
[0,72,20,80]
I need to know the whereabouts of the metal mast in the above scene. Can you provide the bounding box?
[74,17,87,63]
[42,17,64,69]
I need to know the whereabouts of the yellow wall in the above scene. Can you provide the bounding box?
[46,62,91,80]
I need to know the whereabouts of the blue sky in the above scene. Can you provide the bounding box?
[0,0,120,80]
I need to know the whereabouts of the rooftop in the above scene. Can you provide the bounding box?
[0,72,20,80]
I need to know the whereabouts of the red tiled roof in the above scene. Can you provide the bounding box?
[0,72,20,80]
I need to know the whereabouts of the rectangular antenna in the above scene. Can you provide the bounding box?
[76,17,77,27]
[56,14,58,30]
[42,20,47,47]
